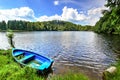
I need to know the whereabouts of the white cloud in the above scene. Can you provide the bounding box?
[54,1,59,5]
[0,7,35,22]
[37,6,87,23]
[88,7,106,15]
[37,6,107,26]
[0,6,107,26]
[86,7,108,25]
[61,6,86,21]
[37,14,61,21]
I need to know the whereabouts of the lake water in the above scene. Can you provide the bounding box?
[0,31,120,80]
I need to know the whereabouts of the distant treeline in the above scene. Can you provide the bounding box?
[0,20,93,31]
[94,0,120,34]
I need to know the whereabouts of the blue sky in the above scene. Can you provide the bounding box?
[0,0,106,25]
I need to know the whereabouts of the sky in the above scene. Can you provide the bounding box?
[0,0,107,26]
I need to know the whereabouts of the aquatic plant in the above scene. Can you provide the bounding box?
[6,30,15,48]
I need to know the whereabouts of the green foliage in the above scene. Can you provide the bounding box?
[0,64,43,80]
[0,21,6,31]
[105,0,120,9]
[94,0,120,34]
[0,20,93,31]
[6,30,14,38]
[0,64,20,79]
[0,55,10,67]
[6,30,15,48]
[7,67,44,80]
[0,49,13,61]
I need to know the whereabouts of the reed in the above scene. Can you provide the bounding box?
[6,30,15,48]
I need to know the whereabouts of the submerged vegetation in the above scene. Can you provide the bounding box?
[0,49,89,80]
[0,20,93,31]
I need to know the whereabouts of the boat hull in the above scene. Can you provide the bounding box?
[12,48,54,72]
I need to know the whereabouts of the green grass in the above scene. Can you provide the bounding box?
[0,49,89,80]
[104,61,120,80]
[49,73,89,80]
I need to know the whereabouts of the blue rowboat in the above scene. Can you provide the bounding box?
[12,48,54,72]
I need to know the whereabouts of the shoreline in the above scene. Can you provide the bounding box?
[0,49,89,80]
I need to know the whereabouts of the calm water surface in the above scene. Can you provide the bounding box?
[0,31,120,80]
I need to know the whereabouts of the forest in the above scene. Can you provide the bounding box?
[1,0,120,34]
[0,20,93,31]
[94,0,120,34]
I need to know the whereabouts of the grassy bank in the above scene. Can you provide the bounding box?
[0,49,89,80]
[104,61,120,80]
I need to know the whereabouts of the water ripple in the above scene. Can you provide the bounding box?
[0,31,119,80]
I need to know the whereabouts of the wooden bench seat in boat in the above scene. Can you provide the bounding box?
[19,54,35,63]
[14,52,24,57]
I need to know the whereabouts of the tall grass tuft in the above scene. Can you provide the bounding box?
[7,66,44,80]
[50,72,89,80]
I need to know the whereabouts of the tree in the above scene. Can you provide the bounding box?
[0,20,93,31]
[94,0,120,34]
[0,21,6,30]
